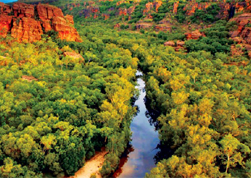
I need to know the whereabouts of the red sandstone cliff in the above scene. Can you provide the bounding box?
[0,2,82,43]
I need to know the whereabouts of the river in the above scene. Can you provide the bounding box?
[112,71,160,177]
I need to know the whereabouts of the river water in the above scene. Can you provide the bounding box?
[112,71,160,177]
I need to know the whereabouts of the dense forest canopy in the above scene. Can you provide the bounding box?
[0,0,251,177]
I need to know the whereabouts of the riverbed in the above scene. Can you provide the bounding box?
[112,71,160,177]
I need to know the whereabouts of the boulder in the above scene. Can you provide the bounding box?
[185,30,204,40]
[176,40,185,47]
[63,51,84,60]
[164,41,175,47]
[22,75,38,82]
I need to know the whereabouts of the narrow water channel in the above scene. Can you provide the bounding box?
[113,71,160,177]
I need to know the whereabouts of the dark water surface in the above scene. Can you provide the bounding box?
[113,71,160,178]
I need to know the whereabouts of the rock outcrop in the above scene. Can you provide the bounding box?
[174,0,251,20]
[63,51,84,61]
[0,2,12,15]
[13,2,34,18]
[22,75,38,82]
[36,3,82,42]
[185,30,205,40]
[0,2,82,43]
[135,22,153,29]
[183,2,210,16]
[0,15,12,37]
[79,6,99,19]
[143,1,162,15]
[11,17,43,42]
[230,13,251,45]
[173,2,179,14]
[229,13,251,57]
[164,41,175,47]
[102,13,110,20]
[155,19,172,32]
[164,40,186,52]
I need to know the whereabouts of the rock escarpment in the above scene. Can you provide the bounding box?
[229,13,251,57]
[0,2,82,43]
[230,13,251,44]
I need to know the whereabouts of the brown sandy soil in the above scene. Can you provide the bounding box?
[70,150,108,178]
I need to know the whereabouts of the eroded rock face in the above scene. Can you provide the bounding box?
[0,2,12,15]
[13,2,34,18]
[0,2,82,43]
[183,2,210,16]
[52,16,82,42]
[143,1,162,15]
[37,3,64,20]
[0,15,12,37]
[230,13,251,44]
[11,17,43,43]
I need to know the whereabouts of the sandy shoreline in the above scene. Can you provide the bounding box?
[70,150,108,178]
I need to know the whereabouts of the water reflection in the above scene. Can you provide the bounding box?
[153,142,175,164]
[145,97,161,131]
[112,71,160,178]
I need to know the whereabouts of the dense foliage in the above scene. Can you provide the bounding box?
[185,20,234,55]
[1,0,251,177]
[0,26,138,177]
